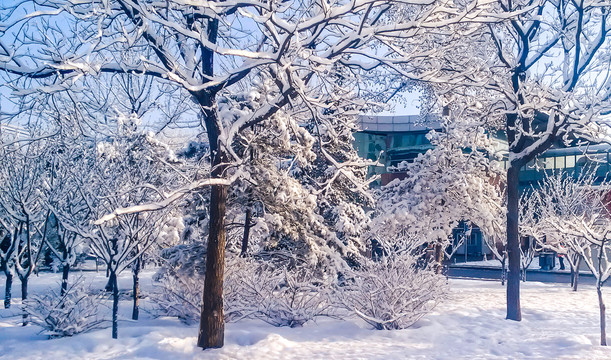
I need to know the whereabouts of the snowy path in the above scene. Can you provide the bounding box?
[2,272,611,359]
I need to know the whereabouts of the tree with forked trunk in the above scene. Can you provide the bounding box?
[430,0,611,321]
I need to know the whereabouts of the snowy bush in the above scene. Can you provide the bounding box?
[336,254,447,330]
[152,272,203,325]
[154,257,335,327]
[23,281,106,338]
[225,258,336,327]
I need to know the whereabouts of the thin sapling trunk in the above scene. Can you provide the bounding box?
[132,256,141,321]
[4,271,12,309]
[111,271,119,339]
[20,277,28,326]
[240,208,252,257]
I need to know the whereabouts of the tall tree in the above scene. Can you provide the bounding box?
[432,0,611,320]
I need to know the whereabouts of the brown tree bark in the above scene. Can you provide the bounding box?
[194,15,229,349]
[197,179,227,349]
[506,166,521,321]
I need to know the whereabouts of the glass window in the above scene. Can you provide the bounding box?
[566,155,575,168]
[416,134,425,145]
[555,156,565,169]
[393,135,403,147]
[544,157,554,169]
[406,135,416,146]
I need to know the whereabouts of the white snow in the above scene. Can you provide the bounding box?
[2,271,611,359]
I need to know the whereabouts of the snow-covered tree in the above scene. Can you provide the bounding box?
[430,0,611,321]
[533,167,611,345]
[42,137,90,296]
[51,126,183,339]
[0,138,49,324]
[371,122,505,272]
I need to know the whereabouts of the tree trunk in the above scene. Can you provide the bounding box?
[21,277,28,326]
[195,16,226,348]
[506,166,521,321]
[501,257,506,286]
[197,181,227,349]
[132,257,140,321]
[111,271,119,339]
[105,271,116,292]
[434,242,444,274]
[240,208,252,257]
[4,271,12,309]
[61,263,70,296]
[572,261,580,292]
[598,285,607,346]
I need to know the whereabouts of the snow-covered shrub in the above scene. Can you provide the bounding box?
[152,271,203,325]
[336,254,447,330]
[153,256,335,327]
[225,257,336,327]
[23,281,106,338]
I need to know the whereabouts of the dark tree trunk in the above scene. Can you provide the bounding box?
[197,180,227,349]
[61,263,70,296]
[196,16,227,350]
[240,208,252,257]
[506,166,521,321]
[105,271,116,292]
[4,271,12,309]
[501,257,506,286]
[132,257,140,321]
[21,277,28,326]
[111,271,119,339]
[598,285,607,346]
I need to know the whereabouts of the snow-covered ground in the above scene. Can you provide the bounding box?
[2,271,611,359]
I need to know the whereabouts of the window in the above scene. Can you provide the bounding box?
[393,135,403,147]
[566,155,575,168]
[555,156,565,169]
